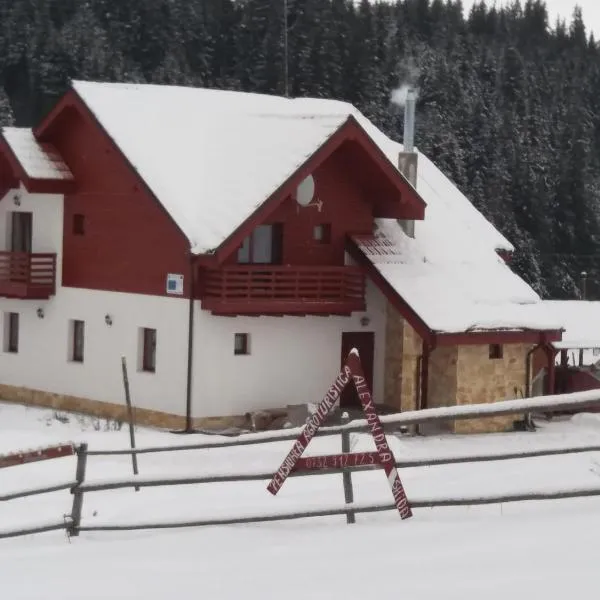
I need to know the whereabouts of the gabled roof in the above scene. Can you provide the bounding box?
[0,127,74,194]
[35,80,422,256]
[24,80,564,337]
[1,128,73,181]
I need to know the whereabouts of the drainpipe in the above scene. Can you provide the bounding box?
[420,340,431,411]
[525,343,542,398]
[185,252,196,432]
[545,344,557,396]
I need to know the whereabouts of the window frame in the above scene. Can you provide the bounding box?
[5,312,19,353]
[489,344,503,360]
[313,223,332,244]
[234,333,250,356]
[142,327,157,373]
[71,319,85,363]
[237,224,283,265]
[73,214,85,235]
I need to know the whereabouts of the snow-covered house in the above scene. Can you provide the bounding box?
[0,81,563,433]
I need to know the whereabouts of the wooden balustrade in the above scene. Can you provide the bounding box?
[200,265,366,315]
[0,251,57,299]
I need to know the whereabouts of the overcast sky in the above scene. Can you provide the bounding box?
[460,1,600,38]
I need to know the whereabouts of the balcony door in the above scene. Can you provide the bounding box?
[340,332,375,408]
[10,212,32,253]
[8,212,32,283]
[237,224,283,264]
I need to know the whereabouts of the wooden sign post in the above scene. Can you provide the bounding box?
[267,349,412,520]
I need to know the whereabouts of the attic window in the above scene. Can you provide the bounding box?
[73,214,85,235]
[313,224,331,244]
[489,344,503,360]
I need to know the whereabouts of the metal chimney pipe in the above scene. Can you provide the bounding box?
[403,88,416,152]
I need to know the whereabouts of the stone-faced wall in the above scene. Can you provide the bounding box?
[400,320,422,412]
[383,304,422,412]
[454,343,531,433]
[384,304,404,410]
[428,346,458,409]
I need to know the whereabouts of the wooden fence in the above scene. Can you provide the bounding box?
[3,390,600,540]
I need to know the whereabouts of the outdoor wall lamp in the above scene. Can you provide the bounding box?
[360,316,370,327]
[36,307,44,319]
[104,314,113,326]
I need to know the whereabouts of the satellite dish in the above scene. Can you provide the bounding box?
[296,175,315,207]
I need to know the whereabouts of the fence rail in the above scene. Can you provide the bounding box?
[77,484,600,533]
[3,390,600,540]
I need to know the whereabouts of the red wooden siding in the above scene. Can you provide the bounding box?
[0,153,18,200]
[221,145,374,267]
[43,101,191,297]
[198,142,377,314]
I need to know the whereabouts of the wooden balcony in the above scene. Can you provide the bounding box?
[200,265,366,315]
[0,252,57,299]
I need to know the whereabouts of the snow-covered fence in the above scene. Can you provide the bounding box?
[84,388,600,458]
[0,443,80,539]
[5,389,600,539]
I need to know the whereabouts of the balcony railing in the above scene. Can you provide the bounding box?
[200,265,366,315]
[0,252,57,299]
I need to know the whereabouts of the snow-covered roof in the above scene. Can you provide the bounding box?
[353,221,561,334]
[71,80,510,256]
[542,301,600,350]
[1,127,73,181]
[72,81,354,254]
[58,81,561,334]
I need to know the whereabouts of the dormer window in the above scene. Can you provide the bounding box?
[237,224,283,264]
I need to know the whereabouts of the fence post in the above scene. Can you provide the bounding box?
[121,356,140,491]
[341,412,356,524]
[69,443,88,537]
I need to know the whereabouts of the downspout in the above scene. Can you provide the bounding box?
[545,344,557,396]
[185,252,196,432]
[421,341,431,411]
[416,340,431,435]
[525,343,542,398]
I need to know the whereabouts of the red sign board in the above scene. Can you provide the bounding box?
[0,443,75,469]
[267,349,412,520]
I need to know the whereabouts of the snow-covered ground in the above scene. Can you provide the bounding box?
[3,401,600,599]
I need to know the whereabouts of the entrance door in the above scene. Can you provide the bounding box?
[340,332,375,408]
[10,212,33,253]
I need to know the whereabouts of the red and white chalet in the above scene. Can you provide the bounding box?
[0,81,563,432]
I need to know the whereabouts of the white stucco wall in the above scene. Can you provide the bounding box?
[0,187,190,416]
[0,289,190,415]
[0,187,388,421]
[190,280,387,418]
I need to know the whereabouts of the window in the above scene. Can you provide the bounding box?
[142,328,157,372]
[4,312,19,353]
[10,212,32,253]
[237,224,283,264]
[70,320,85,363]
[234,333,250,355]
[73,214,85,235]
[313,224,332,244]
[489,344,503,360]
